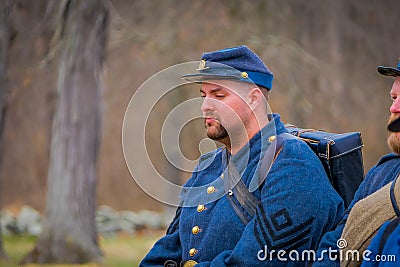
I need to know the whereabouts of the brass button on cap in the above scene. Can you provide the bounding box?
[197,204,205,212]
[189,248,197,257]
[197,60,209,70]
[192,226,200,235]
[241,71,248,78]
[183,260,198,267]
[268,135,276,142]
[207,186,216,194]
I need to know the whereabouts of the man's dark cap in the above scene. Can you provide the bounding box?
[182,45,274,90]
[388,117,400,132]
[377,58,400,77]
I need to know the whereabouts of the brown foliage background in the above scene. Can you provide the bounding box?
[2,0,400,212]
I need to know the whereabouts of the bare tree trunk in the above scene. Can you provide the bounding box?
[0,0,12,260]
[21,0,109,264]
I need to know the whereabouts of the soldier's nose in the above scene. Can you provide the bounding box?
[390,100,400,114]
[391,79,400,114]
[201,97,214,112]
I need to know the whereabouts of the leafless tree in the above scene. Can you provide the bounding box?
[21,0,109,263]
[0,0,13,260]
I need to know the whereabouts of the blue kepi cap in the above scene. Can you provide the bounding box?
[182,45,274,90]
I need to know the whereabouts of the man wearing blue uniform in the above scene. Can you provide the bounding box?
[314,59,400,266]
[140,46,344,266]
[359,121,400,266]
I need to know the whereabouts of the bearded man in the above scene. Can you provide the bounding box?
[314,59,400,267]
[140,46,344,267]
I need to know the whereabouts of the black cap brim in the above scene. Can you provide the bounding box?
[182,73,241,83]
[377,66,400,77]
[388,117,400,132]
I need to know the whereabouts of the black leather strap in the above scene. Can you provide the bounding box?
[390,173,400,217]
[223,149,257,225]
[224,133,296,225]
[226,162,258,224]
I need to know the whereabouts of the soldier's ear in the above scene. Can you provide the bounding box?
[247,87,263,109]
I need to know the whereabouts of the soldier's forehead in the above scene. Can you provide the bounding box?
[201,80,255,91]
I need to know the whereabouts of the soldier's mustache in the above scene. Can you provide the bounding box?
[389,113,400,125]
[203,112,221,121]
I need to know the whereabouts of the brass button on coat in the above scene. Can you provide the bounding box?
[197,204,205,212]
[189,248,197,257]
[192,226,200,234]
[207,186,216,194]
[183,260,198,267]
[268,135,276,142]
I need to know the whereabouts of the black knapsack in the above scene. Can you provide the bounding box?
[226,126,365,225]
[285,126,365,208]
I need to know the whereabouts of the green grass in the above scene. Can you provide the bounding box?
[0,230,164,267]
[1,235,37,266]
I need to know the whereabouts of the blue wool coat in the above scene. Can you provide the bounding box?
[360,219,400,267]
[313,153,400,267]
[140,114,344,267]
